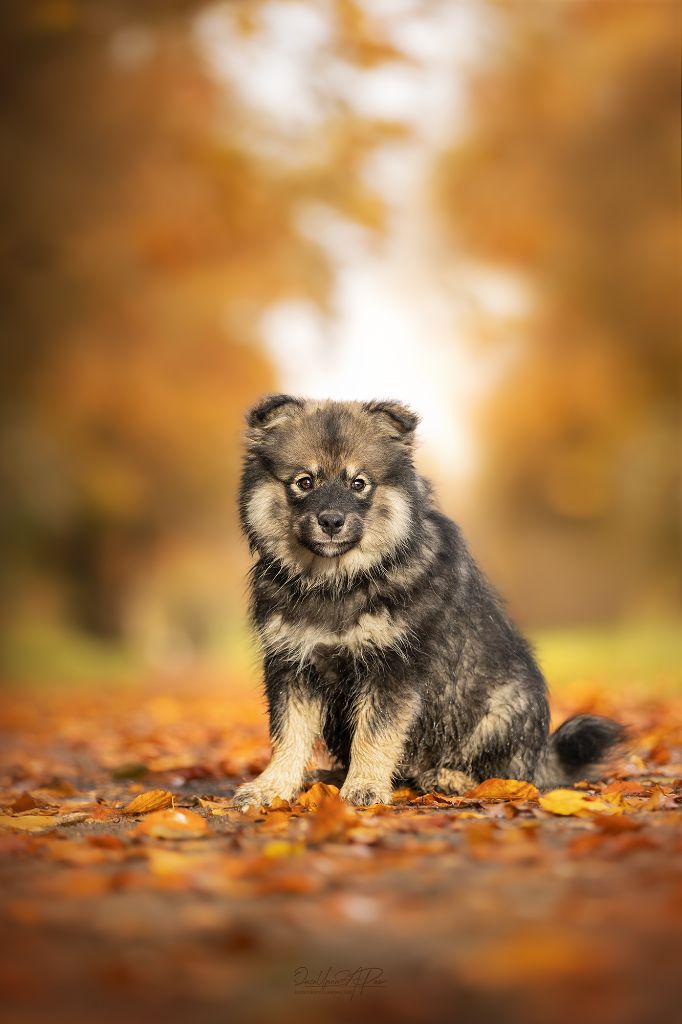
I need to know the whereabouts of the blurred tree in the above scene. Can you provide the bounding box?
[438,0,681,623]
[0,0,407,642]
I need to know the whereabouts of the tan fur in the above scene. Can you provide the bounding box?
[340,691,421,804]
[259,608,413,667]
[384,517,441,589]
[233,692,323,809]
[246,486,413,592]
[245,480,292,562]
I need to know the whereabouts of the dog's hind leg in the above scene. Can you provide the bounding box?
[416,767,476,796]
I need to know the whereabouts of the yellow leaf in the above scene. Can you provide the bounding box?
[539,789,619,817]
[123,790,174,815]
[0,813,59,832]
[263,840,304,859]
[0,812,88,832]
[467,778,540,802]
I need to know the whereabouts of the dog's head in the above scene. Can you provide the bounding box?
[240,395,421,577]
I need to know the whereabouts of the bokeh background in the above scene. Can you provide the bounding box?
[1,0,680,690]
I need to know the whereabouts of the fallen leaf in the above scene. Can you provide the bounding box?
[268,796,292,811]
[132,808,211,839]
[0,811,88,832]
[8,792,47,812]
[44,838,124,866]
[539,789,619,817]
[262,840,304,858]
[307,791,357,843]
[467,778,540,802]
[601,780,653,797]
[123,790,174,815]
[260,810,292,834]
[297,783,340,810]
[0,813,59,833]
[392,787,421,803]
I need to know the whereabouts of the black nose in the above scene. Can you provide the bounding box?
[318,510,345,537]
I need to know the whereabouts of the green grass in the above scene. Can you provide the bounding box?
[0,620,139,686]
[532,621,681,693]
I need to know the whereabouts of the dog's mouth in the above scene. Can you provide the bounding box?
[294,513,364,559]
[302,537,359,558]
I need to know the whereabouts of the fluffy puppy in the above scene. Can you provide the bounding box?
[234,395,623,809]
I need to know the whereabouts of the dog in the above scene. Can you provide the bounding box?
[233,395,623,809]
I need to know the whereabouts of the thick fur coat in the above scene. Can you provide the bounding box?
[234,395,622,809]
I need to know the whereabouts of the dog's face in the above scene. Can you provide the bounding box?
[240,396,421,578]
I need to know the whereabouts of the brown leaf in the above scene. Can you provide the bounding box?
[9,792,44,812]
[123,790,174,815]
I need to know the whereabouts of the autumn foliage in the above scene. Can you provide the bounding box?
[1,677,681,1023]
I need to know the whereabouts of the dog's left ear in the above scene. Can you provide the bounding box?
[363,400,419,445]
[247,393,304,428]
[245,394,305,450]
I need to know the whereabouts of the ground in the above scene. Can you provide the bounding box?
[1,635,681,1024]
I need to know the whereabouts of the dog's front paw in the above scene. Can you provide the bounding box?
[233,777,297,812]
[340,781,392,807]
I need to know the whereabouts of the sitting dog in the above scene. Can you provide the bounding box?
[234,395,622,809]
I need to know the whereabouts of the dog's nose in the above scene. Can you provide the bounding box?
[318,510,345,537]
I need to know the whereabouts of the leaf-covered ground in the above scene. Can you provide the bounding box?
[1,676,681,1024]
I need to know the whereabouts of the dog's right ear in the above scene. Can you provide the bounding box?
[246,394,304,438]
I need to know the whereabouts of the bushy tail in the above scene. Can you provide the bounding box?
[534,715,626,788]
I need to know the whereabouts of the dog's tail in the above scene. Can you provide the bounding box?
[534,714,626,788]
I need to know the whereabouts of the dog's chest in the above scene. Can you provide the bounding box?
[258,588,406,666]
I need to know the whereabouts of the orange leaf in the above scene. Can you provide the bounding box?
[297,783,340,810]
[0,813,60,833]
[268,797,292,811]
[132,808,210,839]
[467,778,540,802]
[123,790,174,815]
[0,811,88,832]
[307,792,357,843]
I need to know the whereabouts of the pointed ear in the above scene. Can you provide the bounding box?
[363,400,419,444]
[246,394,304,430]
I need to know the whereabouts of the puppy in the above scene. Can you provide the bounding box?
[234,395,623,809]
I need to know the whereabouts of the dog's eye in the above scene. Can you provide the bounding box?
[351,477,367,492]
[295,475,314,492]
